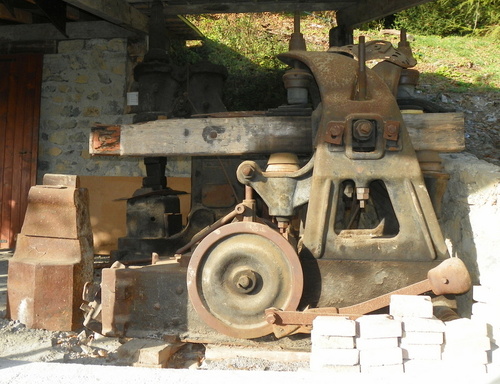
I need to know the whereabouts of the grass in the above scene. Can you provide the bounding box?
[184,13,499,109]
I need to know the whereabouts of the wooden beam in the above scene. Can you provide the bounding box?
[62,0,149,34]
[0,21,137,41]
[89,113,464,157]
[336,0,432,28]
[0,4,32,23]
[155,2,357,15]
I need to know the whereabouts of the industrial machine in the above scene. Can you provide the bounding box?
[86,14,471,342]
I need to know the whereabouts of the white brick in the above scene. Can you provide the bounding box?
[400,343,442,360]
[356,315,402,339]
[310,348,359,366]
[311,333,355,349]
[402,331,443,345]
[472,303,500,327]
[356,337,399,350]
[389,295,433,318]
[473,285,500,303]
[445,318,489,340]
[361,364,404,374]
[359,347,403,367]
[312,316,357,336]
[310,363,361,373]
[443,336,491,351]
[403,360,444,374]
[441,349,489,365]
[401,317,445,333]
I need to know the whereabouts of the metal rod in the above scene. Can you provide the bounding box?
[358,35,367,100]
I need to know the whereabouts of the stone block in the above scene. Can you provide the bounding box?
[472,302,500,327]
[401,317,445,333]
[312,316,357,337]
[443,336,491,351]
[310,348,359,367]
[117,338,183,368]
[310,363,361,373]
[361,363,404,374]
[441,349,489,365]
[445,318,488,340]
[359,347,403,367]
[356,314,402,339]
[403,360,444,374]
[389,295,433,318]
[402,331,443,345]
[401,343,442,360]
[311,333,355,349]
[473,285,500,303]
[356,337,399,350]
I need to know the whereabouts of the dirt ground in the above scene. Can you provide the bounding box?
[0,90,498,370]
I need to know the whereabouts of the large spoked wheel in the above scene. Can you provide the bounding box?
[187,221,303,339]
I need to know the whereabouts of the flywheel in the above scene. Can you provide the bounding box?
[187,221,303,339]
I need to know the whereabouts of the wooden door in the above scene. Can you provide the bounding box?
[0,54,42,249]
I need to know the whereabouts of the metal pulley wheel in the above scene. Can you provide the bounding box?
[187,221,303,339]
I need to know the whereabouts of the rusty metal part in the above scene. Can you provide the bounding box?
[272,50,449,264]
[266,152,301,173]
[328,40,417,68]
[7,178,93,331]
[264,257,471,337]
[175,203,247,254]
[427,257,471,295]
[187,221,303,339]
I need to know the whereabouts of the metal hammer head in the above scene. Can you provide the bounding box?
[428,258,472,296]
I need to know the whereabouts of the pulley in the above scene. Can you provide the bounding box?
[187,221,303,339]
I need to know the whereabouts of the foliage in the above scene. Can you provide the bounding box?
[393,0,500,36]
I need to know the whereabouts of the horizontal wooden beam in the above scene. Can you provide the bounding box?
[63,0,149,34]
[336,0,431,28]
[0,20,137,41]
[0,3,32,23]
[90,113,464,157]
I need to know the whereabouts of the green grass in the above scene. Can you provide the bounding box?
[183,13,499,109]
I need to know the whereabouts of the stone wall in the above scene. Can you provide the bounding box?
[440,152,500,316]
[38,38,143,182]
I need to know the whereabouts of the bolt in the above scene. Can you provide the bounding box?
[241,165,254,179]
[386,124,398,135]
[266,313,277,324]
[327,121,343,136]
[353,119,373,139]
[209,130,218,139]
[176,286,184,295]
[237,275,251,289]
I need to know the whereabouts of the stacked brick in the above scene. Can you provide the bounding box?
[356,314,404,373]
[310,294,495,374]
[310,316,360,372]
[472,285,499,373]
[442,318,491,373]
[388,295,445,373]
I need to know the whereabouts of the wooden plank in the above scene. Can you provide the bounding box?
[63,0,149,34]
[336,0,431,28]
[403,112,465,153]
[0,55,42,249]
[0,60,9,247]
[0,4,32,24]
[90,113,464,157]
[0,21,137,42]
[157,2,356,15]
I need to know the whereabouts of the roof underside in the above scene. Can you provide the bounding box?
[0,0,434,42]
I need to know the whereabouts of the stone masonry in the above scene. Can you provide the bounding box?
[38,37,191,183]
